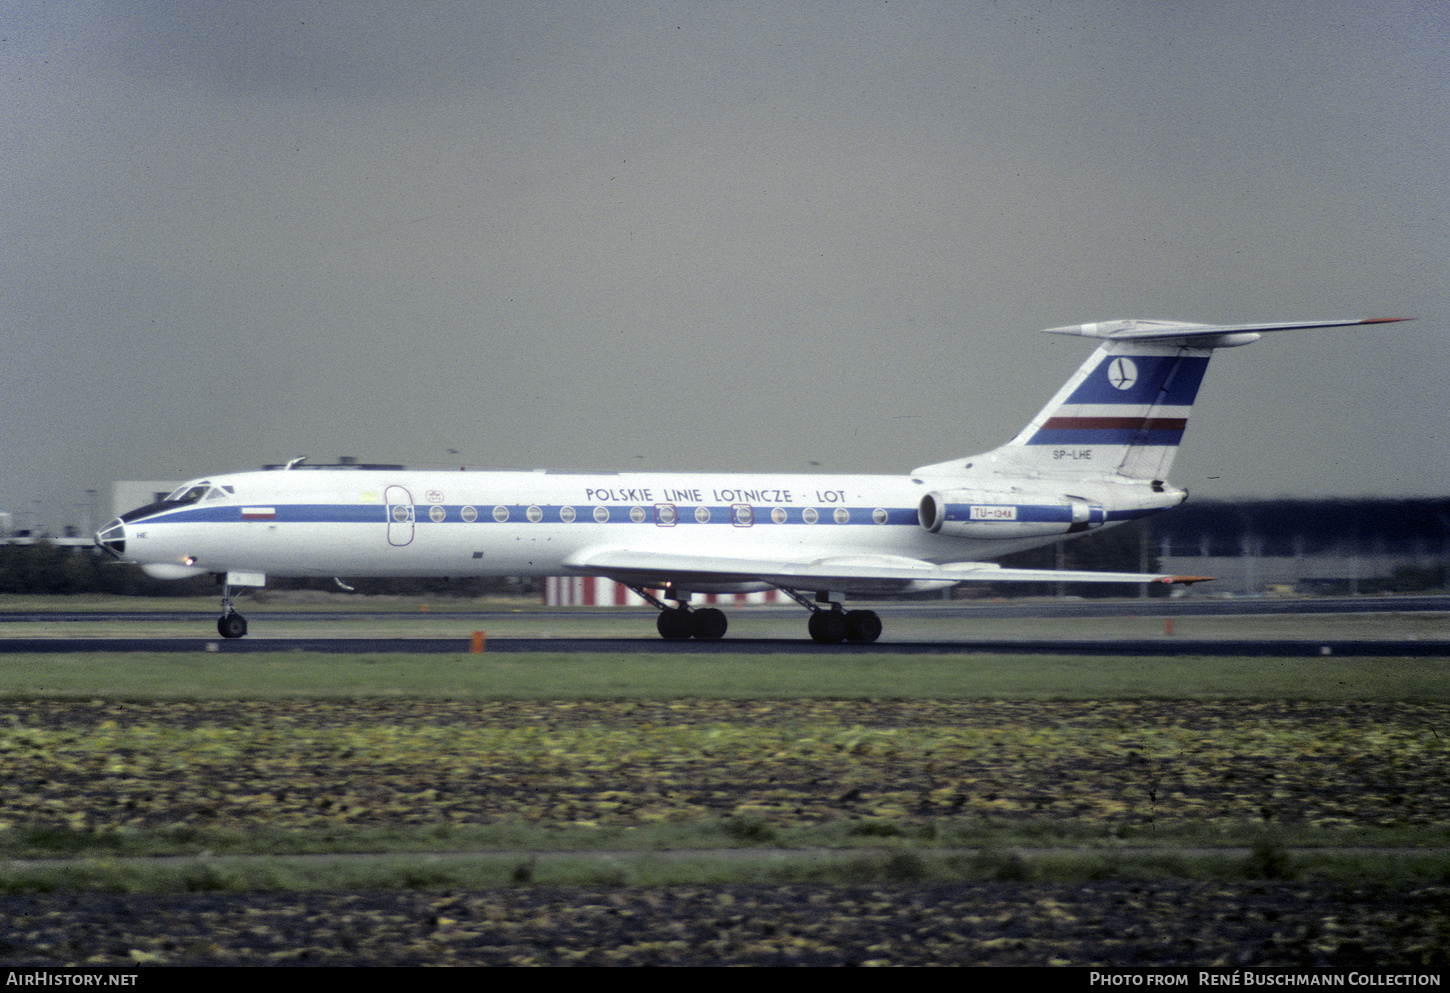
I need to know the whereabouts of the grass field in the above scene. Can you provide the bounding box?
[2,598,1448,965]
[0,650,1447,701]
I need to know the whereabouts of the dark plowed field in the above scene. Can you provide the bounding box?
[4,699,1447,830]
[4,881,1448,966]
[2,699,1447,965]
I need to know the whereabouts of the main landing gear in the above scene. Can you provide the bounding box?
[782,589,882,644]
[217,582,248,639]
[805,608,881,644]
[656,604,727,641]
[630,586,729,641]
[632,585,882,644]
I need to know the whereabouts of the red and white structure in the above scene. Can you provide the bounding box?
[543,576,784,607]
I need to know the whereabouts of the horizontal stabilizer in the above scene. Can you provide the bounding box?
[1043,317,1409,345]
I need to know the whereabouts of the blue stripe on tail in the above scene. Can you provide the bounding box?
[1061,354,1211,406]
[1024,352,1211,447]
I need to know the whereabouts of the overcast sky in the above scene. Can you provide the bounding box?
[3,0,1447,529]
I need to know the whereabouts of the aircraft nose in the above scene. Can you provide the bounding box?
[96,519,126,557]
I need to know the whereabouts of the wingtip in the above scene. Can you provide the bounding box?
[1359,317,1412,324]
[1158,575,1217,586]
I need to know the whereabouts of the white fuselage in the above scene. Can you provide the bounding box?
[109,467,1178,591]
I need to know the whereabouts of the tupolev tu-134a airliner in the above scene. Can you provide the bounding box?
[97,317,1405,643]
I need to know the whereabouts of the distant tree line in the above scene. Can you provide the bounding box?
[0,543,535,598]
[1153,498,1450,557]
[987,518,1165,599]
[0,543,195,597]
[974,497,1450,598]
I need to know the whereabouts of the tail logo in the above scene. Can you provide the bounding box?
[1107,357,1138,390]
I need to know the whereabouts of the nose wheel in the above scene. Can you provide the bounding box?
[217,583,248,639]
[217,612,248,639]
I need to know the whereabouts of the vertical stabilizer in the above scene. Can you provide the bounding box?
[1005,339,1213,481]
[912,318,1406,482]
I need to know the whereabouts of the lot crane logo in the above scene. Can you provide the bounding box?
[1107,357,1138,390]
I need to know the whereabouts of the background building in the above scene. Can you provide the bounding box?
[1150,498,1449,594]
[543,576,783,607]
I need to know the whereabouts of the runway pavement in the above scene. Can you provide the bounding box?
[0,636,1446,656]
[4,593,1448,625]
[2,595,1445,655]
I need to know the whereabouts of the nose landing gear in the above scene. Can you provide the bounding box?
[217,581,248,639]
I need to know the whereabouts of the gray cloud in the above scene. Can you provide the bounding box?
[2,0,1446,530]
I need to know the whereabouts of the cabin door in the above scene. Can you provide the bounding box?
[385,485,415,546]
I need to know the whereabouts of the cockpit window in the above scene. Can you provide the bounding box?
[119,481,218,524]
[164,483,210,505]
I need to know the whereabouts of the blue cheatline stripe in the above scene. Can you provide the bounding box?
[1026,427,1186,446]
[1064,354,1210,406]
[132,504,924,526]
[131,505,387,525]
[443,505,918,525]
[279,505,388,523]
[942,503,1075,524]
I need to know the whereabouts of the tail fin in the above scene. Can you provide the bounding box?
[1006,337,1211,481]
[913,317,1407,482]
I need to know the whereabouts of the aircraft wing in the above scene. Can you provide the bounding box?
[563,548,1210,594]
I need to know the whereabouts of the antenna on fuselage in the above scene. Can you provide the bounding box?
[284,455,309,470]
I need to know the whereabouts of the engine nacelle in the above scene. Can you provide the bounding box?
[919,490,1105,540]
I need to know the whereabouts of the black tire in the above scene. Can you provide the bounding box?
[808,610,848,644]
[846,609,882,643]
[217,614,247,639]
[657,608,694,640]
[691,607,728,640]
